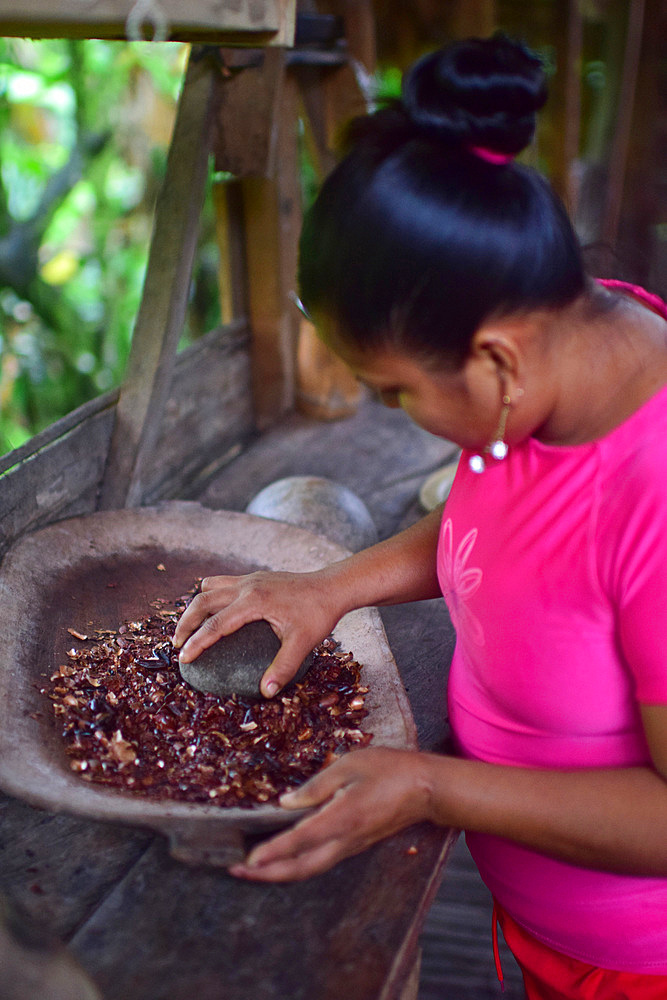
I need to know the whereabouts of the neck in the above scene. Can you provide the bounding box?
[531,283,667,446]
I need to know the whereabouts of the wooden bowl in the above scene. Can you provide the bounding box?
[0,503,417,866]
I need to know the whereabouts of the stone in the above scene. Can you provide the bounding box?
[246,476,378,553]
[178,620,313,699]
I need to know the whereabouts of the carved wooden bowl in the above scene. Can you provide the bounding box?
[0,503,417,866]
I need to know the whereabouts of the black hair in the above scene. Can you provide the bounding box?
[298,35,586,367]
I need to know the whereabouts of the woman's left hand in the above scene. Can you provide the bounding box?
[229,747,433,882]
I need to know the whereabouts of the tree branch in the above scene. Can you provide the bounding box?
[0,131,108,296]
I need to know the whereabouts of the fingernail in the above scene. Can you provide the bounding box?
[264,680,279,697]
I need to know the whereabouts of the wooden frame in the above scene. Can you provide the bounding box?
[99,49,220,509]
[0,321,253,560]
[0,0,296,44]
[0,2,371,541]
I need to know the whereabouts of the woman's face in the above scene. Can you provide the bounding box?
[317,320,510,450]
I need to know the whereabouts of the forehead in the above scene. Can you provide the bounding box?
[314,314,439,381]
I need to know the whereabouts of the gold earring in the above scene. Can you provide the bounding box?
[469,394,511,474]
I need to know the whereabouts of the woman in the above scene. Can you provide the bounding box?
[174,36,667,998]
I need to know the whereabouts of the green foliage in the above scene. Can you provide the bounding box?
[0,38,219,456]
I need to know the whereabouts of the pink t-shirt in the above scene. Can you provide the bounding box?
[438,286,667,973]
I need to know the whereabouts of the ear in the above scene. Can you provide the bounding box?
[468,322,524,395]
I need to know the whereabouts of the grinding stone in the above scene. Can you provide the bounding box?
[179,620,313,699]
[246,476,378,553]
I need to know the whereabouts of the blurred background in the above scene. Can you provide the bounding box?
[0,0,665,455]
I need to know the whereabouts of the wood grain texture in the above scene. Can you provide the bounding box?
[0,396,464,1000]
[0,0,290,42]
[139,322,254,503]
[0,404,115,560]
[63,828,452,1000]
[0,323,253,559]
[213,48,287,179]
[98,50,218,510]
[240,69,302,427]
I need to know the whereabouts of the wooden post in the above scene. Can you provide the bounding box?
[611,0,665,286]
[213,180,247,326]
[291,0,374,420]
[601,0,646,249]
[449,0,496,38]
[98,49,217,509]
[296,316,362,419]
[564,0,583,214]
[213,49,303,428]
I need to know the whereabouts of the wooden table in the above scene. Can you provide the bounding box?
[0,400,458,1000]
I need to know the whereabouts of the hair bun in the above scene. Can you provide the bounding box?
[401,35,547,156]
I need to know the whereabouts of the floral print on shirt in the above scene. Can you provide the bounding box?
[439,517,485,646]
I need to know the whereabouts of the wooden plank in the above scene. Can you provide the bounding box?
[240,67,302,428]
[398,949,422,1000]
[613,0,667,288]
[0,324,253,559]
[63,813,450,1000]
[601,0,646,247]
[141,322,255,502]
[292,14,371,420]
[296,315,363,419]
[0,0,294,44]
[98,49,217,511]
[0,404,115,562]
[213,48,287,179]
[0,391,115,480]
[212,47,303,427]
[563,0,583,213]
[297,59,368,177]
[0,793,152,942]
[293,56,369,421]
[380,833,456,1000]
[315,0,377,73]
[213,181,247,325]
[449,0,496,37]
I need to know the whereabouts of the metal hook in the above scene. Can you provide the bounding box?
[126,0,169,43]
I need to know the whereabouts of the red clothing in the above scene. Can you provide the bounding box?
[496,904,667,1000]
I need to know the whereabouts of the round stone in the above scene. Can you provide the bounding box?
[246,476,378,552]
[468,454,486,474]
[179,620,313,699]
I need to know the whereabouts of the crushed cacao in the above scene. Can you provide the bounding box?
[46,589,372,808]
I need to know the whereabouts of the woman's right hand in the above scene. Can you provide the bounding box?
[172,569,344,698]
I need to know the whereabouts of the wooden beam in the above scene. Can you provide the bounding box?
[564,0,583,214]
[212,181,247,326]
[0,323,253,556]
[0,0,296,44]
[312,0,377,72]
[240,94,301,427]
[292,6,372,420]
[601,0,646,248]
[98,49,217,510]
[213,52,302,428]
[213,48,287,179]
[296,315,362,419]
